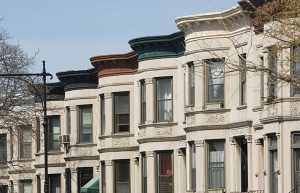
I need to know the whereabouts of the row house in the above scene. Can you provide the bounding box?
[1,2,300,193]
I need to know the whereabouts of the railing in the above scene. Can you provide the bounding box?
[289,185,300,193]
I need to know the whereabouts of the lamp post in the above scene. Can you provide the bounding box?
[0,61,53,193]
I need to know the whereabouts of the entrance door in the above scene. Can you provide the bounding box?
[237,138,248,192]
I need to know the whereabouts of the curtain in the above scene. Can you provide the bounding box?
[208,61,224,102]
[209,141,224,189]
[157,79,172,122]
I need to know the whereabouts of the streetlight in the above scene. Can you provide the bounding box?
[0,61,53,193]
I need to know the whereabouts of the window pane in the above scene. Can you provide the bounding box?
[188,63,195,106]
[207,60,224,103]
[77,168,93,193]
[115,160,130,193]
[0,135,7,162]
[268,50,277,98]
[157,152,173,193]
[294,134,300,144]
[295,150,300,187]
[81,107,92,125]
[20,127,32,158]
[49,175,61,193]
[141,81,146,124]
[293,46,300,95]
[21,181,32,193]
[0,185,7,193]
[101,95,105,135]
[79,106,93,143]
[142,154,147,193]
[158,100,172,122]
[49,117,61,151]
[156,78,172,122]
[157,79,172,100]
[115,94,129,114]
[114,93,129,133]
[270,150,278,193]
[208,141,225,189]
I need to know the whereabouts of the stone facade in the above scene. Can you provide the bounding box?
[1,3,300,193]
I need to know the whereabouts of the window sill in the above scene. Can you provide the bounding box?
[35,151,64,156]
[138,122,178,128]
[206,102,224,110]
[72,143,96,147]
[99,133,134,139]
[236,105,247,110]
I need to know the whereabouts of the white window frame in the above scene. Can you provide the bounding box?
[113,92,130,133]
[155,77,173,123]
[78,105,93,144]
[48,116,61,151]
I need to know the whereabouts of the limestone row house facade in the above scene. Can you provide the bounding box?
[1,2,300,193]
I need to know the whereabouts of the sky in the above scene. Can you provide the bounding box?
[0,0,237,82]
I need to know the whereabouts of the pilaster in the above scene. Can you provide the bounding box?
[105,160,113,193]
[69,106,78,144]
[246,135,253,190]
[104,93,113,135]
[229,137,237,192]
[146,151,155,193]
[145,78,154,124]
[195,140,205,193]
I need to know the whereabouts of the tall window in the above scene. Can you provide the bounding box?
[115,160,130,193]
[36,117,41,153]
[188,62,195,106]
[156,78,173,122]
[206,59,224,103]
[292,133,300,190]
[79,105,93,143]
[65,168,71,193]
[157,152,173,193]
[260,56,264,104]
[49,116,61,151]
[49,174,61,193]
[190,142,196,191]
[77,168,93,193]
[101,162,106,193]
[66,107,71,135]
[208,141,225,189]
[114,92,130,133]
[140,80,146,124]
[268,50,278,99]
[100,95,106,135]
[293,46,300,96]
[239,54,247,105]
[20,126,32,159]
[0,134,7,163]
[269,135,278,193]
[141,153,147,193]
[20,180,32,193]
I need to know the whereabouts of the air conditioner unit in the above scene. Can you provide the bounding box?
[59,135,70,144]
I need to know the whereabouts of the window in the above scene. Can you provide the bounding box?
[292,46,300,96]
[208,141,225,189]
[206,59,224,103]
[49,116,61,151]
[269,135,278,193]
[0,134,7,163]
[36,117,41,153]
[292,133,300,190]
[268,50,278,99]
[49,174,61,193]
[19,126,32,159]
[189,142,196,191]
[115,160,130,193]
[66,107,71,135]
[20,180,32,193]
[140,80,146,124]
[101,162,106,193]
[114,92,130,133]
[79,105,93,143]
[0,185,7,193]
[100,95,106,135]
[259,56,264,104]
[37,175,41,193]
[77,168,93,193]
[187,62,195,106]
[155,78,173,122]
[157,152,173,193]
[141,153,147,193]
[65,168,71,193]
[239,54,247,105]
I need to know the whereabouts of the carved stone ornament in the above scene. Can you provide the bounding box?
[195,140,204,147]
[99,140,105,148]
[255,139,262,145]
[245,135,252,143]
[113,138,129,147]
[139,129,146,138]
[104,93,112,99]
[266,103,278,116]
[229,137,236,145]
[230,127,249,137]
[156,127,172,136]
[132,157,139,165]
[145,78,154,85]
[186,115,195,125]
[146,151,154,157]
[206,114,225,124]
[291,101,300,116]
[70,168,77,173]
[105,160,113,166]
[177,149,183,156]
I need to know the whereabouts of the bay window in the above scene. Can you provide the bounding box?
[78,105,93,143]
[155,78,173,122]
[208,140,225,189]
[206,59,224,103]
[114,92,130,133]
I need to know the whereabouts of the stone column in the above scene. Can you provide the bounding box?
[133,157,139,193]
[255,139,264,190]
[70,168,78,193]
[263,135,269,193]
[175,149,184,193]
[195,140,205,193]
[229,137,237,192]
[194,61,203,108]
[104,93,113,135]
[276,132,282,193]
[246,135,253,191]
[184,64,190,106]
[146,151,155,193]
[145,78,154,124]
[69,106,77,144]
[105,160,114,193]
[186,142,191,191]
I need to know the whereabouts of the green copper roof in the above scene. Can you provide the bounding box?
[129,31,185,61]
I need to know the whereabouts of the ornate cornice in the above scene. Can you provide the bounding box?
[129,32,185,61]
[90,51,138,78]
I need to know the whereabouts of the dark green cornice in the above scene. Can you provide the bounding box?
[129,31,185,61]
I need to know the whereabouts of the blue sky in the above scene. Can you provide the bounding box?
[1,0,237,81]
